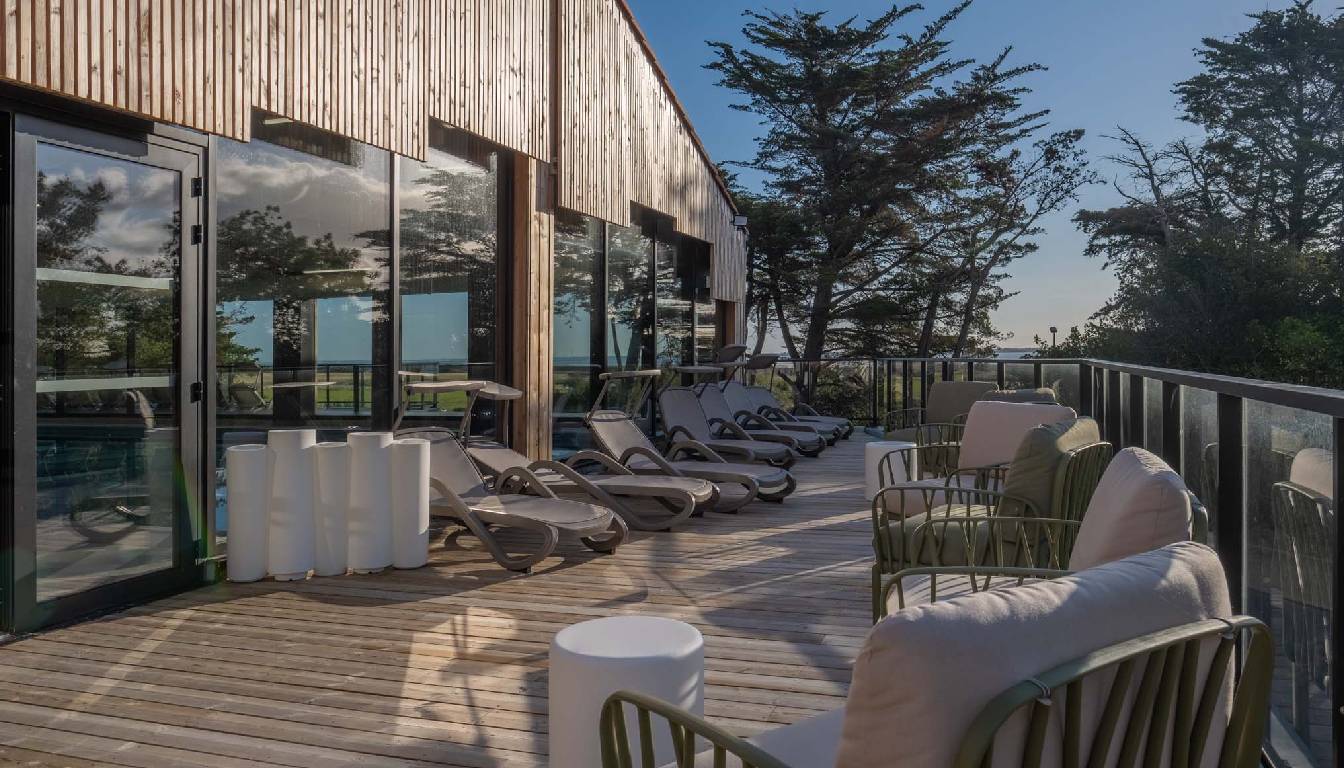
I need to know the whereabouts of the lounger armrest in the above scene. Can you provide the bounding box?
[528,459,613,502]
[428,478,471,515]
[617,446,687,476]
[708,417,755,441]
[565,450,634,476]
[495,467,559,498]
[666,439,729,463]
[734,410,780,431]
[757,404,799,423]
[666,424,699,445]
[793,402,820,416]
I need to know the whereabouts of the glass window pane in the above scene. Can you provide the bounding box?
[606,223,653,370]
[214,114,391,541]
[398,128,499,433]
[655,229,691,367]
[1180,387,1219,540]
[552,210,605,457]
[1244,401,1334,766]
[1042,364,1079,410]
[33,142,182,600]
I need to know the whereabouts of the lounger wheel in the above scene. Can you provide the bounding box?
[690,487,718,517]
[581,515,628,553]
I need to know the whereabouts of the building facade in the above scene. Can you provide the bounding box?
[0,0,748,632]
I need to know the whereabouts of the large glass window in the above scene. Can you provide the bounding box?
[214,114,391,534]
[398,126,500,431]
[605,223,654,371]
[653,219,692,367]
[553,211,606,455]
[32,141,186,601]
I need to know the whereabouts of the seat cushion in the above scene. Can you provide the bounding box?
[838,542,1233,768]
[999,418,1102,518]
[879,504,993,568]
[958,401,1078,469]
[1069,448,1193,571]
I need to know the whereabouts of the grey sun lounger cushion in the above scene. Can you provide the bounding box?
[588,409,796,510]
[658,387,795,467]
[468,443,713,530]
[698,385,826,456]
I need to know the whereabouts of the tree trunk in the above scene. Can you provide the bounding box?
[916,290,941,357]
[952,261,993,357]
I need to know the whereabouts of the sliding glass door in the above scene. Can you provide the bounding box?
[8,116,204,632]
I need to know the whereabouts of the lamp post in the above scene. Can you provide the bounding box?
[1049,326,1058,350]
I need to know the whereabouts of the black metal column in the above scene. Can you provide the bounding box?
[1128,375,1145,449]
[1216,393,1243,613]
[1161,381,1181,473]
[1105,369,1122,445]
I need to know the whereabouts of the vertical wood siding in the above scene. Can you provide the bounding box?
[0,0,744,296]
[557,0,746,302]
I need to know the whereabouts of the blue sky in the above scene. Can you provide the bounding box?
[626,0,1293,348]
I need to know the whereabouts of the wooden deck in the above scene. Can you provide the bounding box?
[0,436,876,768]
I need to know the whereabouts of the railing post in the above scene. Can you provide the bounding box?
[941,360,950,382]
[1161,381,1181,474]
[902,360,911,411]
[1105,369,1122,446]
[869,359,878,427]
[1215,393,1243,613]
[884,360,893,418]
[1128,375,1145,448]
[919,362,928,407]
[1032,362,1042,389]
[1078,364,1092,417]
[995,361,1005,389]
[1333,416,1343,768]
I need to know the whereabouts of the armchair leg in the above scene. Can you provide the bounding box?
[872,565,885,623]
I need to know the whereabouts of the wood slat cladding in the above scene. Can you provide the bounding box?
[557,0,747,302]
[0,0,743,295]
[424,0,550,162]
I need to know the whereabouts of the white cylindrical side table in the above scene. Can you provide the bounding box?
[864,440,916,501]
[312,441,351,576]
[549,616,704,768]
[225,444,269,582]
[388,437,430,569]
[347,431,394,573]
[267,429,317,581]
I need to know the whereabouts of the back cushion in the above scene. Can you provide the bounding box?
[1069,448,1193,570]
[926,381,997,424]
[958,401,1078,469]
[983,387,1059,404]
[1289,447,1334,498]
[835,542,1232,768]
[1000,417,1102,518]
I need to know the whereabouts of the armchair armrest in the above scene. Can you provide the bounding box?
[914,421,965,446]
[600,691,791,768]
[882,406,926,431]
[564,449,634,476]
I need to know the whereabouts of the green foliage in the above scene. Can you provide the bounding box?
[1070,2,1344,387]
[711,3,1093,366]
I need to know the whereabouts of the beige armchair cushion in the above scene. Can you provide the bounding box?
[1289,447,1334,498]
[837,541,1232,768]
[1068,448,1193,571]
[957,401,1078,469]
[923,380,998,423]
[997,417,1102,518]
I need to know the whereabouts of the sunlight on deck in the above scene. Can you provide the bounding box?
[0,438,876,767]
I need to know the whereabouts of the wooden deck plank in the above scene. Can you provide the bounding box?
[0,435,876,764]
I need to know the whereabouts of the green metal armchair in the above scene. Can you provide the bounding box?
[598,617,1272,768]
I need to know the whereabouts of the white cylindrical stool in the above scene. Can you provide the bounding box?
[347,431,394,573]
[388,438,430,569]
[549,616,704,768]
[864,440,917,501]
[312,441,351,576]
[267,429,317,581]
[225,444,269,582]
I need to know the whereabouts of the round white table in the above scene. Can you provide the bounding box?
[864,440,917,501]
[549,616,704,768]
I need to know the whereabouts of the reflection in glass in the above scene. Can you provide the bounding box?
[655,225,692,366]
[398,128,499,431]
[553,211,605,456]
[606,223,653,370]
[1245,401,1334,766]
[214,114,391,538]
[33,142,181,600]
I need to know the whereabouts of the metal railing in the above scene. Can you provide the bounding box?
[761,356,1341,768]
